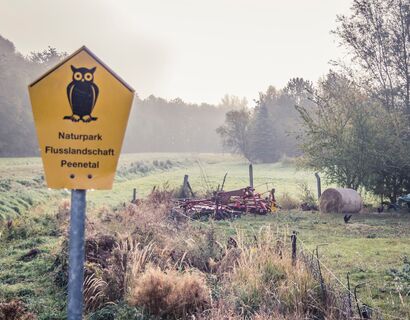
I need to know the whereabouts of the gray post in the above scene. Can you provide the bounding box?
[132,188,137,203]
[291,231,297,266]
[315,172,321,199]
[182,175,189,198]
[68,189,86,320]
[249,163,254,188]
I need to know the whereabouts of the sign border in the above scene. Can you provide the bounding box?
[29,45,135,93]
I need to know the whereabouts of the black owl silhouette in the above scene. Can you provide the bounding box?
[64,65,99,122]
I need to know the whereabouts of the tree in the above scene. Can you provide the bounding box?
[28,46,67,66]
[296,72,379,189]
[248,93,279,163]
[218,94,248,110]
[216,108,252,161]
[335,0,410,113]
[365,109,410,201]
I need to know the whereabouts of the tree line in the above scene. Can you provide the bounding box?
[0,35,247,156]
[0,35,302,157]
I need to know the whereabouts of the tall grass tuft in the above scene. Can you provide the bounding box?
[222,227,331,319]
[128,265,211,319]
[277,192,299,210]
[83,273,108,312]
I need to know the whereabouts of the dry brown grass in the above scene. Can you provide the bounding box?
[218,227,338,319]
[278,192,299,210]
[83,273,108,312]
[54,190,351,319]
[128,265,211,319]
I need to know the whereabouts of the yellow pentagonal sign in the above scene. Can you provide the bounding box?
[28,46,134,190]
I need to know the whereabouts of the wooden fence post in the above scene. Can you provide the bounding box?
[249,163,254,188]
[182,175,189,198]
[132,188,137,203]
[315,172,321,200]
[291,231,297,266]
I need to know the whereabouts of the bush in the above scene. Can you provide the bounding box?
[298,182,317,209]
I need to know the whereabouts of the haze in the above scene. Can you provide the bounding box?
[0,0,351,104]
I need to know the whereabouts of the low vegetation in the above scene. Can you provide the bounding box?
[0,154,409,319]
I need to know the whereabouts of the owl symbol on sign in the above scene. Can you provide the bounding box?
[64,65,99,122]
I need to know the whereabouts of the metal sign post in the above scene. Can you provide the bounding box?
[67,189,86,320]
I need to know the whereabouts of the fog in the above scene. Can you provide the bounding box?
[0,0,351,157]
[0,0,351,104]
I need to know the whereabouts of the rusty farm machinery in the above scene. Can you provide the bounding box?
[174,186,279,221]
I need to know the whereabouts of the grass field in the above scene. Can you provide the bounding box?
[0,153,409,319]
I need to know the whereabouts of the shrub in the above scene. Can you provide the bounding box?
[298,182,317,208]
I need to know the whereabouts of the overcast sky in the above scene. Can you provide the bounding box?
[0,0,351,105]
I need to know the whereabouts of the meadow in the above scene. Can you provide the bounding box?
[0,153,409,319]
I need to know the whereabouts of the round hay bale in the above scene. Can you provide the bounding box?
[319,188,362,213]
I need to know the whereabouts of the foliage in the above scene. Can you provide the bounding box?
[298,182,317,207]
[123,95,240,154]
[297,71,410,200]
[216,108,252,161]
[296,72,379,190]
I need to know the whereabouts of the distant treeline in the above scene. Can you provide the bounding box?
[0,36,65,156]
[123,95,241,153]
[0,34,302,157]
